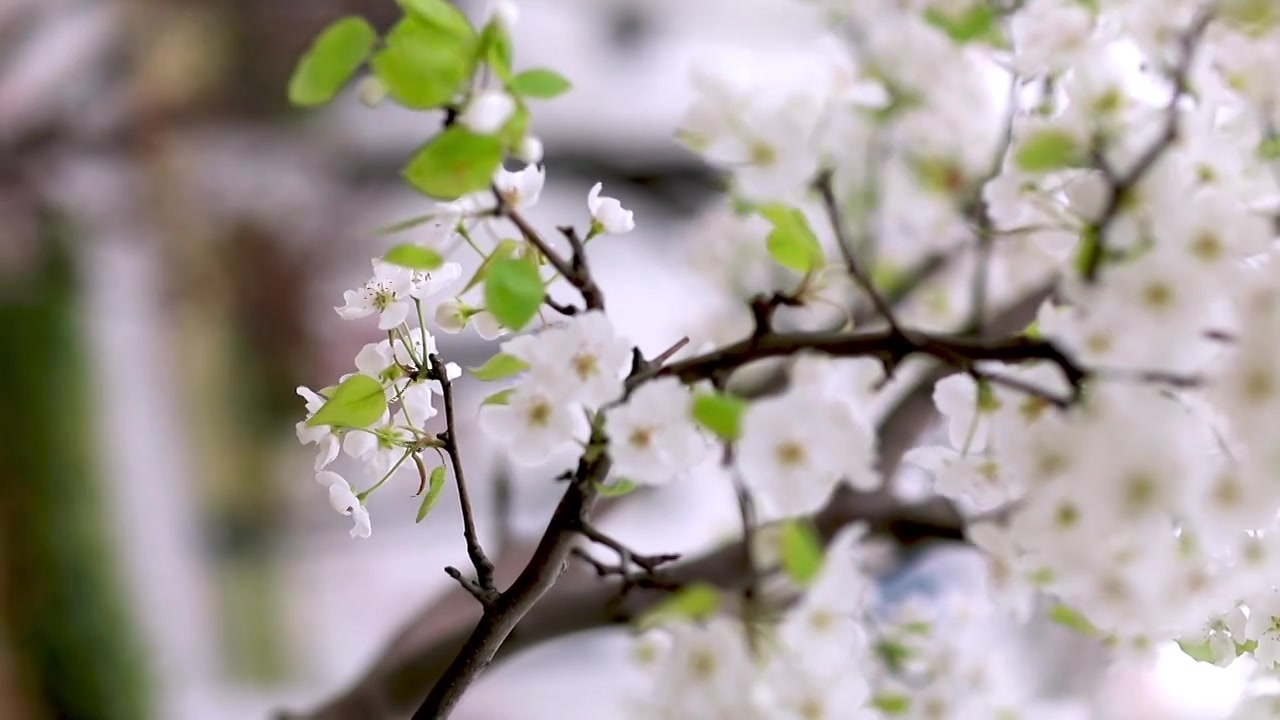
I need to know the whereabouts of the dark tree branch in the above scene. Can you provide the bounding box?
[282,284,1054,720]
[1080,8,1213,282]
[429,354,497,603]
[816,169,903,334]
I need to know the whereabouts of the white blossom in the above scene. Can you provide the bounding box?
[295,386,342,471]
[459,89,516,134]
[315,471,372,539]
[478,382,589,466]
[606,377,710,485]
[587,182,635,235]
[494,163,545,209]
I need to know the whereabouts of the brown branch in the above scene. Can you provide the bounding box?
[637,325,1086,395]
[429,354,497,603]
[1080,8,1213,282]
[816,169,903,334]
[282,283,1054,720]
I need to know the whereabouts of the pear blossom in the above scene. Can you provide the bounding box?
[606,377,710,485]
[504,311,632,410]
[517,135,544,164]
[295,386,342,471]
[459,89,517,134]
[342,412,412,478]
[494,163,545,209]
[335,260,414,329]
[486,0,518,29]
[471,309,506,340]
[587,182,635,235]
[315,471,372,539]
[478,383,589,466]
[434,298,469,333]
[737,384,878,519]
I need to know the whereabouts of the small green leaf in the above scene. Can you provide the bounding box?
[637,583,721,629]
[287,17,376,107]
[372,17,476,110]
[479,21,514,80]
[871,694,911,715]
[1176,639,1218,664]
[469,352,529,381]
[691,392,746,441]
[875,640,914,673]
[1048,603,1099,637]
[305,374,386,429]
[403,127,504,200]
[1014,129,1083,173]
[481,388,516,406]
[924,4,1001,44]
[461,238,519,293]
[597,478,638,497]
[398,0,475,39]
[1260,136,1280,160]
[484,257,544,330]
[416,466,448,522]
[509,68,572,99]
[758,203,824,273]
[383,244,444,270]
[779,520,824,585]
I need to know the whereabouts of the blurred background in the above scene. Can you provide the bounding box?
[0,0,1256,718]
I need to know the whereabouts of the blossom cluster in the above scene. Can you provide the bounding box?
[287,0,1280,715]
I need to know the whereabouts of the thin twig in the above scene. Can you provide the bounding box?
[816,169,903,335]
[733,474,761,654]
[1081,8,1213,282]
[429,354,497,604]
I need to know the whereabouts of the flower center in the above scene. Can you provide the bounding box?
[628,427,653,450]
[572,353,598,380]
[776,441,806,468]
[527,401,552,427]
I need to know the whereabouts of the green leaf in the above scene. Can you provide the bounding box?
[509,68,572,99]
[416,466,448,522]
[924,4,1001,44]
[637,583,721,629]
[597,478,638,497]
[372,17,476,110]
[484,257,544,330]
[691,392,746,441]
[287,17,376,107]
[1176,639,1218,664]
[398,0,475,39]
[1048,603,1099,637]
[1014,129,1083,173]
[779,520,824,585]
[403,127,504,200]
[481,388,516,406]
[461,239,519,293]
[871,694,911,715]
[305,374,386,429]
[875,640,914,673]
[758,203,824,273]
[1260,136,1280,160]
[469,352,529,381]
[479,21,514,80]
[383,244,444,270]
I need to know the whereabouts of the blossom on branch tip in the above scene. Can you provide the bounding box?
[495,164,545,209]
[460,90,516,134]
[335,260,461,330]
[316,471,372,539]
[587,182,635,235]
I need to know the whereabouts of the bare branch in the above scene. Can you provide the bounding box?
[816,169,903,335]
[1080,8,1213,282]
[429,354,497,603]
